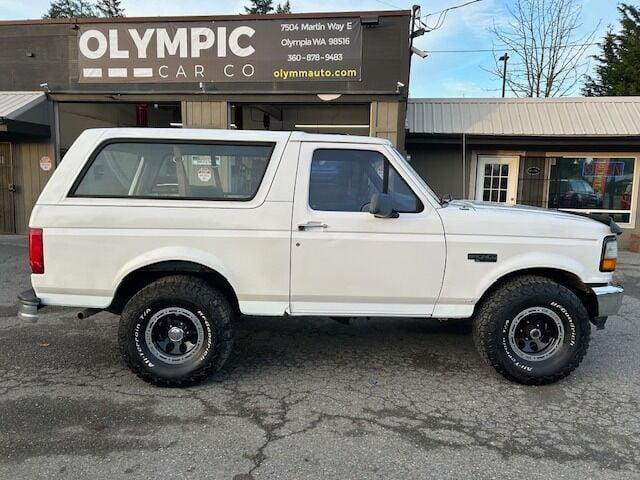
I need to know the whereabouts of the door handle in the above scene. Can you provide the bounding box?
[298,221,329,231]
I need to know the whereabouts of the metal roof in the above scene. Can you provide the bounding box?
[406,97,640,137]
[0,92,46,120]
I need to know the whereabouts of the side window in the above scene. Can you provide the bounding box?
[73,147,141,196]
[72,142,274,200]
[309,149,423,213]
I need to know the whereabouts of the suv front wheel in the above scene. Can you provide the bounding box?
[118,275,234,387]
[473,275,591,385]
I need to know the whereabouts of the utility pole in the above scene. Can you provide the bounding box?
[499,52,509,98]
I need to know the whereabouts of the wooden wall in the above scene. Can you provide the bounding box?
[181,101,228,129]
[370,100,403,147]
[12,141,56,234]
[0,143,14,233]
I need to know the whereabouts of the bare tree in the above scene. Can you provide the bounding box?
[488,0,599,97]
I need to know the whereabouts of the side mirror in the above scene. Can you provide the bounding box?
[369,193,399,218]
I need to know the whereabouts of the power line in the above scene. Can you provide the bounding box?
[425,42,600,54]
[417,0,484,33]
[423,0,484,18]
[372,0,404,9]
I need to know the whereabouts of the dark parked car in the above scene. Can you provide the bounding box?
[549,178,603,209]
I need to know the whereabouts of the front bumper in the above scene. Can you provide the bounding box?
[17,288,41,323]
[590,283,624,329]
[592,284,624,317]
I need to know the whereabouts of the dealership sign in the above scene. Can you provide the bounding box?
[77,18,362,83]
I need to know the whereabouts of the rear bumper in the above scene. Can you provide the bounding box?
[17,288,41,323]
[592,283,624,317]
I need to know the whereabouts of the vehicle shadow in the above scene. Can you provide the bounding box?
[209,315,481,382]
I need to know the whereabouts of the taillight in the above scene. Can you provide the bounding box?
[29,228,44,274]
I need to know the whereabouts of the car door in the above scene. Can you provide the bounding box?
[289,142,446,317]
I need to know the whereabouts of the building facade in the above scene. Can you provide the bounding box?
[406,97,640,247]
[0,10,412,233]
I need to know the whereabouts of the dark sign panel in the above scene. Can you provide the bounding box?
[77,18,362,83]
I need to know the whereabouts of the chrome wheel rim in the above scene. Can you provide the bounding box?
[508,307,565,362]
[144,307,204,365]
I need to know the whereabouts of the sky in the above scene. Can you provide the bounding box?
[0,0,623,98]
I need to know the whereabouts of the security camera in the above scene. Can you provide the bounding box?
[411,45,429,59]
[397,82,405,89]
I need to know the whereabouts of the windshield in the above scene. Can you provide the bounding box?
[388,145,442,205]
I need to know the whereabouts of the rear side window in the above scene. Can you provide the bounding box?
[71,141,274,201]
[309,149,423,213]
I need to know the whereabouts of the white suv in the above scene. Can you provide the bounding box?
[18,128,623,386]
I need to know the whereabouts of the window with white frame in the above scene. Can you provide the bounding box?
[548,157,635,224]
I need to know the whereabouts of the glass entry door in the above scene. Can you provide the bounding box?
[475,155,520,204]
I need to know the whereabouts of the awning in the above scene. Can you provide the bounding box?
[0,91,50,138]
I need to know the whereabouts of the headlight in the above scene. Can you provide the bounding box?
[600,236,618,272]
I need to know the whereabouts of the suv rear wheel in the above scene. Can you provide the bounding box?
[473,275,590,385]
[118,275,233,387]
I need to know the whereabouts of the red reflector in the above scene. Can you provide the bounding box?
[29,228,44,274]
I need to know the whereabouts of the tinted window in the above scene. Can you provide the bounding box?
[309,149,423,213]
[73,142,273,200]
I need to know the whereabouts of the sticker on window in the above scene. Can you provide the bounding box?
[197,166,212,182]
[191,155,212,166]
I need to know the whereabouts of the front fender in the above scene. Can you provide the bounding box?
[473,252,588,303]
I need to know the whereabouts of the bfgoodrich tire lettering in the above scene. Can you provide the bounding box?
[473,275,590,385]
[118,275,233,387]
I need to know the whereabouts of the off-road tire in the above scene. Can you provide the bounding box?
[472,275,590,385]
[118,275,234,387]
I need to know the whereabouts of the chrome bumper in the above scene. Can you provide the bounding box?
[17,289,41,323]
[592,284,624,318]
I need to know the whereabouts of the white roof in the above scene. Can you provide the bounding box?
[92,128,391,144]
[0,91,46,119]
[406,97,640,137]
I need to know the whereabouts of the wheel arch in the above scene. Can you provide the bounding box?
[108,260,240,315]
[474,267,598,320]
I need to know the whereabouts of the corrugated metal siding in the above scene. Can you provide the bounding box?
[0,92,44,119]
[406,97,640,136]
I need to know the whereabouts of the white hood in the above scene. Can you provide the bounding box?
[439,200,612,240]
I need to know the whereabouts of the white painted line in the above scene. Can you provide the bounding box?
[83,68,103,78]
[133,68,153,78]
[108,68,128,78]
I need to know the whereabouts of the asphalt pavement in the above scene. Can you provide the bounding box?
[1,235,639,479]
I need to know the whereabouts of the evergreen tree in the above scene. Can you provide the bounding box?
[245,0,274,14]
[584,4,640,96]
[43,0,98,18]
[95,0,125,17]
[244,0,291,14]
[276,1,291,13]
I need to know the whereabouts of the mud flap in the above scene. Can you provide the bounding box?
[591,316,608,330]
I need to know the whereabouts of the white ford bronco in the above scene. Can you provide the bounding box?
[19,128,623,387]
